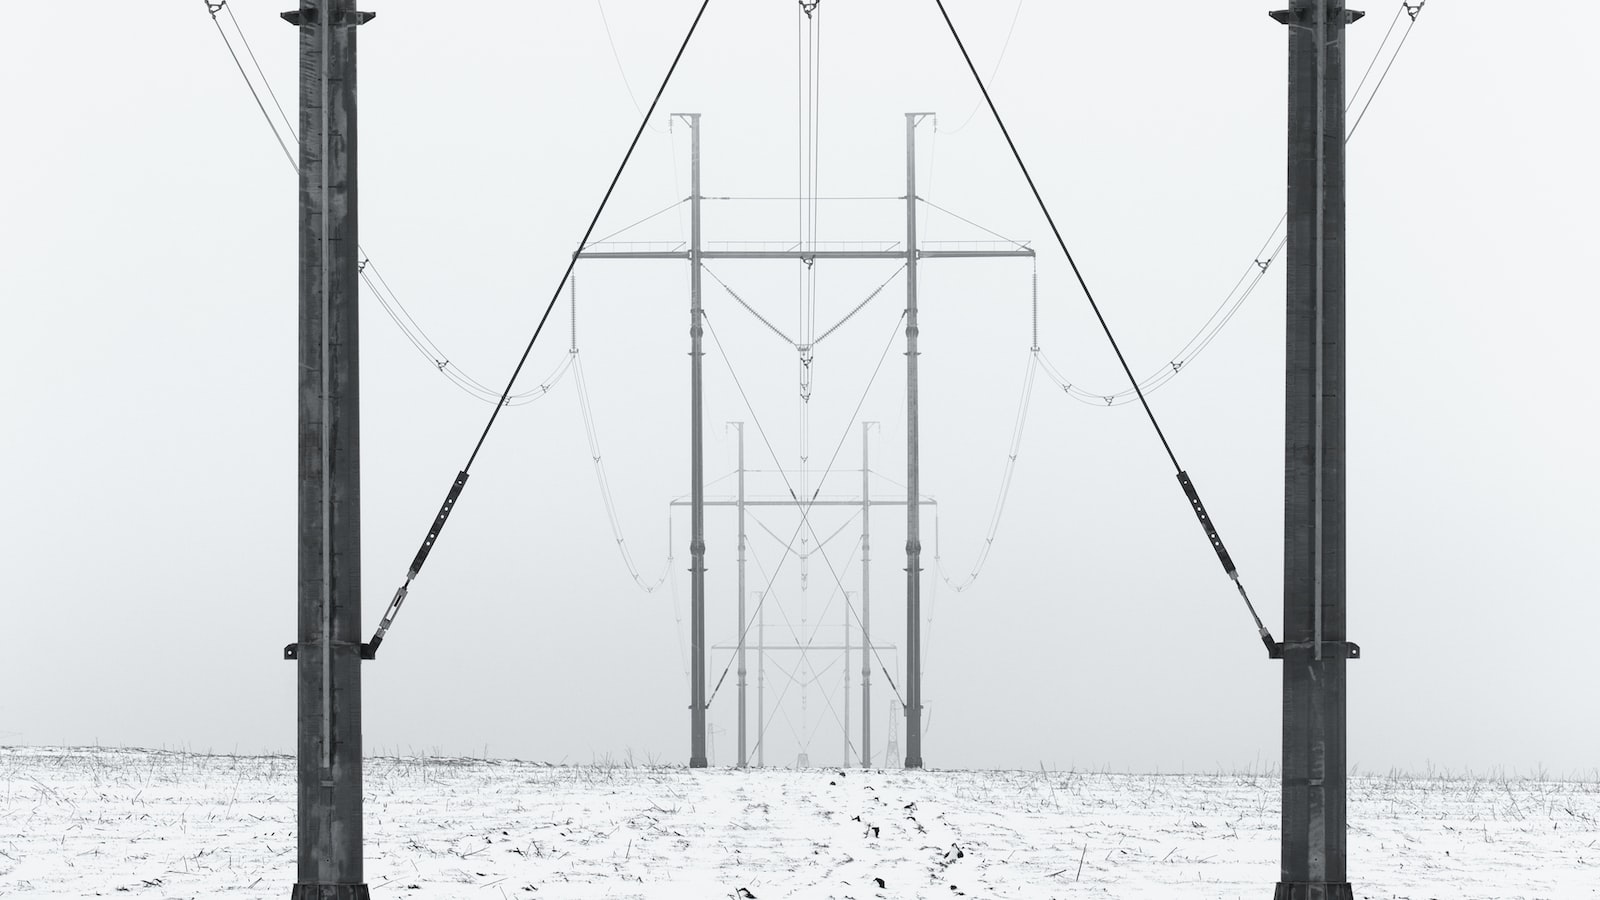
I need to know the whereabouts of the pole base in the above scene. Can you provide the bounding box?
[290,884,371,900]
[1273,883,1353,900]
[689,757,708,769]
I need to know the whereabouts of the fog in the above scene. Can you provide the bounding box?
[1,0,1595,776]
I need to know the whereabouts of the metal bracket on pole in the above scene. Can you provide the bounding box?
[281,8,376,26]
[1269,641,1360,660]
[283,642,377,660]
[1267,8,1364,24]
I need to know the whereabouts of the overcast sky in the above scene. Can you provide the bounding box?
[2,0,1595,776]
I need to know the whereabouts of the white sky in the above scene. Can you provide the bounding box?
[2,0,1595,776]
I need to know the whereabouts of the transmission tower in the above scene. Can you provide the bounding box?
[579,113,1033,769]
[886,697,900,768]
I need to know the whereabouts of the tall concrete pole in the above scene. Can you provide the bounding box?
[1269,3,1359,898]
[860,421,873,767]
[903,113,929,770]
[734,422,748,768]
[286,3,373,898]
[683,112,708,769]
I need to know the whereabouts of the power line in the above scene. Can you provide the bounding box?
[1350,2,1404,103]
[703,195,902,202]
[932,0,1271,649]
[1348,1,1426,140]
[917,197,1030,249]
[701,307,908,705]
[933,351,1039,592]
[1034,236,1280,407]
[572,352,671,592]
[939,0,1026,135]
[712,534,861,753]
[1037,1,1425,406]
[366,0,715,656]
[359,263,571,405]
[594,0,664,132]
[934,2,1180,472]
[206,3,295,170]
[664,516,691,684]
[205,2,605,407]
[591,198,690,245]
[220,3,297,148]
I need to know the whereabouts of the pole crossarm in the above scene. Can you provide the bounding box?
[574,114,1033,769]
[672,497,935,507]
[714,643,896,652]
[576,246,1034,261]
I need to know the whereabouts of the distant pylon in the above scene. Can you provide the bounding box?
[886,698,900,767]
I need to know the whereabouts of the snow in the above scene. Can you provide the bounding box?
[2,747,1596,898]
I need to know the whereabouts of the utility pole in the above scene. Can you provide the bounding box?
[732,421,748,768]
[283,2,373,898]
[843,590,852,767]
[886,697,901,768]
[903,112,932,770]
[860,421,875,767]
[683,112,708,770]
[1268,3,1361,898]
[757,590,766,768]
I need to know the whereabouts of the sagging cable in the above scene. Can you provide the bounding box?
[933,0,1276,654]
[363,0,714,655]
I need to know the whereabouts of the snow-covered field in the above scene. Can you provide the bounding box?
[1,747,1595,899]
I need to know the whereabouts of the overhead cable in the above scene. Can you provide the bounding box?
[1037,0,1425,406]
[701,308,908,704]
[594,0,666,133]
[205,2,596,406]
[932,0,1272,651]
[366,0,714,657]
[1347,0,1425,140]
[572,352,671,592]
[206,2,295,169]
[933,352,1038,591]
[939,0,1026,135]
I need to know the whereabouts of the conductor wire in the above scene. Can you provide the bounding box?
[366,0,715,654]
[933,0,1273,649]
